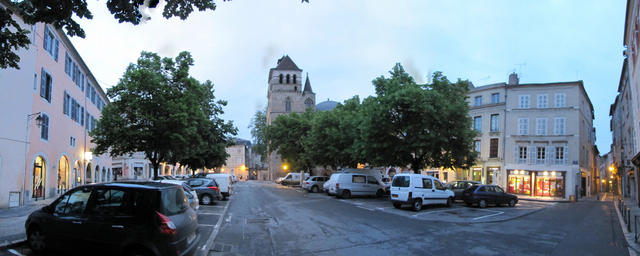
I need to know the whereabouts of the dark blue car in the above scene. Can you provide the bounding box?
[462,184,518,208]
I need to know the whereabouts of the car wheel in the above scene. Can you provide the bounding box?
[341,190,351,199]
[27,226,46,253]
[201,194,213,205]
[376,189,384,198]
[393,203,402,209]
[478,199,487,208]
[446,197,453,208]
[509,199,516,207]
[311,186,319,193]
[412,198,423,211]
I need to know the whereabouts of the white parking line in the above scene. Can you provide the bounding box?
[198,212,222,216]
[199,224,217,227]
[472,211,504,220]
[411,209,457,217]
[356,205,375,211]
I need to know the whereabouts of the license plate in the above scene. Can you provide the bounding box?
[392,194,398,198]
[187,232,196,244]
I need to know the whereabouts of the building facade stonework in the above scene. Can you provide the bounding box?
[467,74,597,200]
[266,56,315,179]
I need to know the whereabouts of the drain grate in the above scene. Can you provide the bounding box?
[247,218,271,224]
[211,243,232,252]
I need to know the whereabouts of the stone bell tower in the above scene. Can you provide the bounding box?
[266,55,316,179]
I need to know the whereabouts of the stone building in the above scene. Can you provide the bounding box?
[467,73,597,200]
[266,56,316,179]
[611,59,635,198]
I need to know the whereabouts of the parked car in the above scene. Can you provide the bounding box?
[327,173,386,199]
[153,175,177,181]
[448,180,481,200]
[275,177,285,184]
[462,184,518,208]
[155,179,199,211]
[25,182,200,256]
[302,176,328,193]
[231,174,239,183]
[205,174,232,200]
[186,178,223,205]
[390,173,454,211]
[280,172,310,186]
[324,174,336,195]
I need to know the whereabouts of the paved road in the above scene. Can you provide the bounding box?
[210,181,629,256]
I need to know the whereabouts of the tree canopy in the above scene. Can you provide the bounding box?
[265,110,315,172]
[248,109,267,162]
[91,51,236,178]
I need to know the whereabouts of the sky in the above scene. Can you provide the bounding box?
[69,0,626,152]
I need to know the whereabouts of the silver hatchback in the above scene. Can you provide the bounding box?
[302,176,328,193]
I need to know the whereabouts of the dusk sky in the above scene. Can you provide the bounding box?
[69,0,626,152]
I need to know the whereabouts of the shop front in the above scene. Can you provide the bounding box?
[507,169,566,198]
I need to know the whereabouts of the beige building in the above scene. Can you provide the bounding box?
[265,56,316,179]
[221,139,251,180]
[467,74,597,200]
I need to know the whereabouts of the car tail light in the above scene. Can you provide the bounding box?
[156,211,177,235]
[306,182,310,184]
[336,183,339,189]
[208,186,219,191]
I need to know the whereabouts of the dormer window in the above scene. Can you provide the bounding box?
[286,74,290,84]
[279,74,283,84]
[293,74,297,84]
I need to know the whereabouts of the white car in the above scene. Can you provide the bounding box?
[390,173,453,211]
[205,173,232,200]
[326,173,385,199]
[154,179,199,211]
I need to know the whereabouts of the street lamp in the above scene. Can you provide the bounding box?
[282,164,289,172]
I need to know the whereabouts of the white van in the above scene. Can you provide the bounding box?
[280,172,309,186]
[327,173,386,199]
[205,173,232,200]
[390,173,454,211]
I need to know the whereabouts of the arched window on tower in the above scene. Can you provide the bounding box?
[305,98,314,108]
[286,74,290,84]
[279,74,283,84]
[285,97,292,112]
[293,75,297,84]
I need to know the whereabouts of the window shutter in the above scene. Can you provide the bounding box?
[40,69,46,98]
[63,92,68,115]
[514,145,519,162]
[564,146,569,165]
[548,146,555,165]
[43,27,49,51]
[47,74,52,102]
[529,146,535,164]
[54,39,59,61]
[80,107,84,126]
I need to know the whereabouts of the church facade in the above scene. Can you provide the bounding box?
[266,56,316,179]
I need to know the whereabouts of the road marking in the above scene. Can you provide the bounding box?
[198,212,222,216]
[199,224,217,227]
[225,214,233,223]
[472,211,504,220]
[411,209,457,217]
[356,205,375,211]
[200,198,232,254]
[602,193,608,201]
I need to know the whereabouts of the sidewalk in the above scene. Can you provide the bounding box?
[613,194,640,256]
[0,198,54,248]
[517,195,570,203]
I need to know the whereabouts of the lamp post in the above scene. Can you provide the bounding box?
[22,112,43,206]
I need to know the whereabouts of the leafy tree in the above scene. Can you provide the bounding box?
[360,63,476,173]
[306,96,362,170]
[91,51,236,179]
[248,109,267,162]
[0,0,219,69]
[265,110,315,172]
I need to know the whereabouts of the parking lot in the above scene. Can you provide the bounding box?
[282,184,558,223]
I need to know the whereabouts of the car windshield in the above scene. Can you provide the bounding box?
[392,176,410,187]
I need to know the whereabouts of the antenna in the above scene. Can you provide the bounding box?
[515,62,526,78]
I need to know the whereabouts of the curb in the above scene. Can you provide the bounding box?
[0,238,26,252]
[614,200,640,256]
[199,192,232,256]
[518,198,570,203]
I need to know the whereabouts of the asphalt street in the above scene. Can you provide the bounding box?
[210,181,629,256]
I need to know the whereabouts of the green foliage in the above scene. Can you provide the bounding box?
[91,51,236,178]
[248,109,267,162]
[0,0,219,69]
[306,96,363,170]
[360,64,476,173]
[265,110,315,172]
[0,7,31,69]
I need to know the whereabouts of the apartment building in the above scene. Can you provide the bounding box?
[0,4,111,207]
[611,59,635,199]
[221,138,251,180]
[468,74,597,200]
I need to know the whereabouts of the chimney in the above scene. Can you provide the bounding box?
[508,73,519,85]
